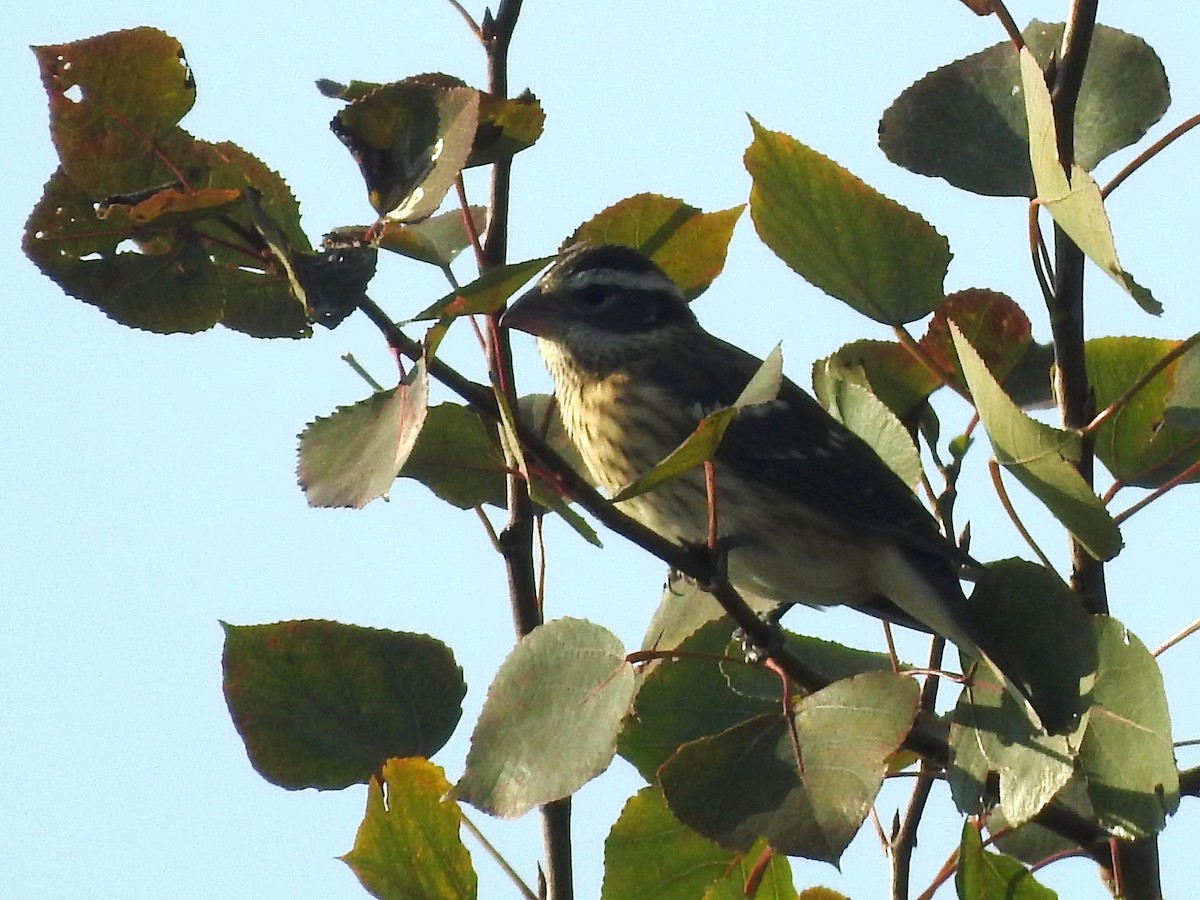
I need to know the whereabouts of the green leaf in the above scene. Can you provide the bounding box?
[451,618,635,817]
[1019,48,1160,315]
[813,340,942,421]
[468,90,545,167]
[612,346,783,502]
[947,560,1095,822]
[879,20,1169,197]
[398,403,507,509]
[28,29,316,336]
[1087,337,1200,488]
[602,787,796,900]
[950,324,1122,561]
[704,848,799,900]
[33,27,196,198]
[297,361,430,509]
[366,207,487,267]
[1078,618,1179,840]
[988,777,1094,865]
[331,80,479,219]
[571,193,744,300]
[1165,343,1200,431]
[410,256,554,321]
[342,758,477,900]
[746,118,950,325]
[640,578,730,656]
[661,672,919,863]
[956,821,1058,899]
[221,621,465,790]
[620,619,780,780]
[24,169,311,338]
[822,379,923,487]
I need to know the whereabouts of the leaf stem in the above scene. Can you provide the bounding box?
[988,459,1056,570]
[460,811,538,900]
[1081,331,1200,437]
[1113,456,1200,526]
[1101,113,1200,199]
[1153,616,1200,657]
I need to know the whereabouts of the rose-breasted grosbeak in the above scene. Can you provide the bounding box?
[501,242,1041,724]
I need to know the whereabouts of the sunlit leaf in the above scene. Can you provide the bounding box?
[813,339,942,421]
[747,118,949,324]
[602,788,796,900]
[342,758,476,899]
[410,256,553,321]
[571,194,743,300]
[363,207,486,266]
[33,27,196,197]
[1078,618,1178,840]
[956,821,1057,899]
[1020,48,1160,314]
[951,324,1121,560]
[469,89,545,167]
[1087,337,1200,488]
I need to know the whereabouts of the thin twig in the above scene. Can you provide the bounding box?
[1027,204,1055,306]
[456,175,485,268]
[1114,456,1200,526]
[1153,617,1200,658]
[990,0,1026,48]
[703,460,719,550]
[890,764,938,900]
[988,459,1056,569]
[1082,332,1200,436]
[443,0,483,40]
[1101,113,1200,199]
[340,353,385,392]
[474,506,503,552]
[460,811,539,900]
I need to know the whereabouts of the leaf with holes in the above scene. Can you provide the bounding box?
[342,758,476,899]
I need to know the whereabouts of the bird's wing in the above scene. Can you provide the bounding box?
[649,332,964,568]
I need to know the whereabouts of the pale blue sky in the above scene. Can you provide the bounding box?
[5,3,1199,897]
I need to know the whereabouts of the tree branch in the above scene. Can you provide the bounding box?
[1047,0,1106,617]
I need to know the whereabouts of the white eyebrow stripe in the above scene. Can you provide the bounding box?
[564,267,682,297]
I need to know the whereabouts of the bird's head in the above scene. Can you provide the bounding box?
[501,243,698,374]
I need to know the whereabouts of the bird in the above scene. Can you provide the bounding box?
[500,241,1046,728]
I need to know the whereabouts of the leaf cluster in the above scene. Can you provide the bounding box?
[24,9,1200,900]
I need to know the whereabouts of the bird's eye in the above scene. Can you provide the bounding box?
[575,285,613,308]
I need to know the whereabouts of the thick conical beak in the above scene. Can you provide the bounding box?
[499,284,553,337]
